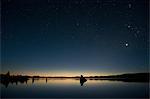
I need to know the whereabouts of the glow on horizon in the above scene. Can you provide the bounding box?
[5,70,114,77]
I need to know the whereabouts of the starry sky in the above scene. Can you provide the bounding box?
[1,0,149,76]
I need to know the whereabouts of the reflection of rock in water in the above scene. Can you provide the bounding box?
[26,80,28,84]
[1,80,9,88]
[1,78,28,88]
[80,75,87,86]
[46,78,47,83]
[32,78,34,84]
[32,77,40,84]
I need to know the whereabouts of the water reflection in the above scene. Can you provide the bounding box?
[1,77,149,88]
[1,77,83,87]
[1,78,149,98]
[1,78,28,88]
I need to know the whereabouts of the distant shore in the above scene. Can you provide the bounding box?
[31,73,150,82]
[1,72,149,82]
[0,72,149,87]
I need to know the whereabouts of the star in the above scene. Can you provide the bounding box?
[128,4,132,8]
[136,30,140,34]
[125,43,129,47]
[76,22,80,26]
[95,23,98,26]
[55,7,59,10]
[127,25,131,28]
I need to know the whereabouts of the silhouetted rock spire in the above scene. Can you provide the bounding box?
[6,71,10,77]
[80,75,87,86]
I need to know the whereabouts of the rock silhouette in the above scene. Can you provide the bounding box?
[80,75,87,86]
[0,71,29,88]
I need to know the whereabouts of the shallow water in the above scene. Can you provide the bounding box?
[1,78,149,98]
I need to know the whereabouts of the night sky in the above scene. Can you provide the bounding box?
[1,0,149,76]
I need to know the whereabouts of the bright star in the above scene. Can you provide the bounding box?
[125,43,129,47]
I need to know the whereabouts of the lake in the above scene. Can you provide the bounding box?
[1,78,149,98]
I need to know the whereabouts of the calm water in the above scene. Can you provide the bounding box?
[1,78,149,98]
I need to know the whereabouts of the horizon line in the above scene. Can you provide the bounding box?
[1,72,149,77]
